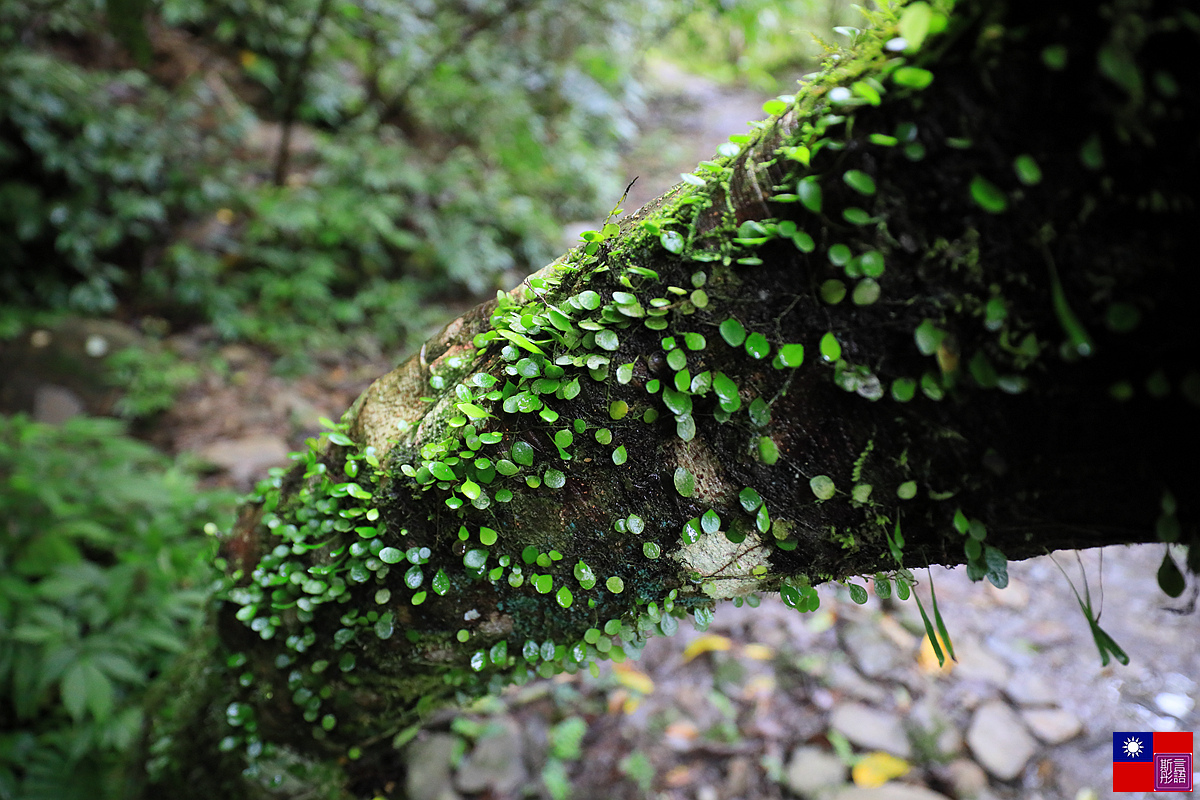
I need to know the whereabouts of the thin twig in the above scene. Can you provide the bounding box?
[273,0,333,186]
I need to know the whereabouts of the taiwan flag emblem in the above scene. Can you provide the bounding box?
[1113,731,1194,792]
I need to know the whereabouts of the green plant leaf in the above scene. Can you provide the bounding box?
[819,332,842,362]
[776,343,805,367]
[892,66,934,89]
[809,475,836,500]
[843,170,876,195]
[719,318,746,347]
[1013,154,1042,186]
[744,332,770,359]
[798,176,822,213]
[748,397,771,427]
[969,175,1008,213]
[983,545,1008,589]
[674,467,695,497]
[929,577,956,661]
[661,230,684,254]
[913,592,945,667]
[897,1,933,51]
[497,329,545,354]
[595,330,620,351]
[738,487,763,512]
[713,372,740,411]
[1158,550,1186,598]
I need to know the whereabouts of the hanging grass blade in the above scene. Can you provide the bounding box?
[913,592,944,667]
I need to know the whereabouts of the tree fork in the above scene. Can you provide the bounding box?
[153,1,1199,796]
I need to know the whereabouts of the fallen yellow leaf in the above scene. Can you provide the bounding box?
[852,751,910,788]
[740,643,774,661]
[664,720,699,742]
[681,634,733,662]
[239,50,258,68]
[612,660,655,694]
[663,765,694,787]
[741,674,776,700]
[215,208,235,225]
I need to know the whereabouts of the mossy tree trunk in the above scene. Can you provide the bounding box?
[150,1,1199,797]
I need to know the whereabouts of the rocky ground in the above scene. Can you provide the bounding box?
[4,64,1196,800]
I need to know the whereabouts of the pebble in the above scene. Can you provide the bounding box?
[827,661,889,704]
[454,717,527,794]
[830,703,912,759]
[941,758,989,798]
[1005,673,1057,707]
[1155,692,1195,719]
[33,384,85,424]
[785,745,847,797]
[830,784,953,800]
[951,638,1011,687]
[843,623,909,679]
[198,433,291,484]
[966,701,1037,781]
[404,734,462,800]
[909,698,963,757]
[1021,708,1083,744]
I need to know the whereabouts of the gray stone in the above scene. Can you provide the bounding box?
[909,699,962,758]
[1155,692,1195,719]
[942,758,989,799]
[404,734,462,800]
[952,638,1011,687]
[966,701,1037,781]
[1004,672,1057,707]
[1020,708,1082,745]
[785,745,847,797]
[454,717,527,794]
[830,703,912,759]
[830,784,952,800]
[198,434,291,484]
[843,622,908,679]
[33,384,85,424]
[827,661,889,704]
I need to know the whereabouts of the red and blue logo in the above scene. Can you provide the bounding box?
[1113,731,1193,792]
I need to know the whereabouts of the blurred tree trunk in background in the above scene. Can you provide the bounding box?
[149,1,1199,797]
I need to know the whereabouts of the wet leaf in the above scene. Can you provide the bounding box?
[674,467,695,497]
[661,230,685,254]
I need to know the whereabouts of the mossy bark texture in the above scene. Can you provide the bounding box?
[155,1,1199,796]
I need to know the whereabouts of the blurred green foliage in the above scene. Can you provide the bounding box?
[0,0,840,364]
[0,0,661,359]
[0,414,235,800]
[657,0,855,89]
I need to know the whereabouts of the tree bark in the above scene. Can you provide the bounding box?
[150,1,1199,796]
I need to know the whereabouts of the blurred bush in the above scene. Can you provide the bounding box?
[0,0,664,361]
[0,414,235,800]
[655,0,855,89]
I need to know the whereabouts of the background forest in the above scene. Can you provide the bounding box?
[2,2,1195,800]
